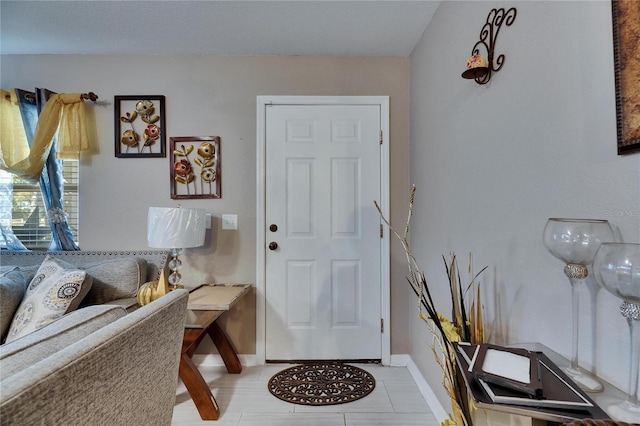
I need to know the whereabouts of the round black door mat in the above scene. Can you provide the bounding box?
[267,361,376,406]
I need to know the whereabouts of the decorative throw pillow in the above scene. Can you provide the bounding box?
[0,267,26,342]
[4,256,92,343]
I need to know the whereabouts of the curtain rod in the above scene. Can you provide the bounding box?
[4,91,99,103]
[81,92,99,102]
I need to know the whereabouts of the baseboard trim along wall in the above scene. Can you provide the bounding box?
[192,354,259,368]
[193,353,449,422]
[389,354,449,422]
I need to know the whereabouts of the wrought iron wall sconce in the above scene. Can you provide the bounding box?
[462,7,517,85]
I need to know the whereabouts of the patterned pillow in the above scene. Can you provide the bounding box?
[4,256,92,343]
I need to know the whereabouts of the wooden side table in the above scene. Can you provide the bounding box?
[179,284,251,421]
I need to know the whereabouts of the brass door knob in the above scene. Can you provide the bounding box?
[268,241,278,251]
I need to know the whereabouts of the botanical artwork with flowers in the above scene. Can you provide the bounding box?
[170,136,221,199]
[114,95,166,158]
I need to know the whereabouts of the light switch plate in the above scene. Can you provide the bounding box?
[222,214,238,230]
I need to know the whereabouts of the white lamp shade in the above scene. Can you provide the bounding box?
[147,207,206,249]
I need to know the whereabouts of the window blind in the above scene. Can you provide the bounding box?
[0,161,79,249]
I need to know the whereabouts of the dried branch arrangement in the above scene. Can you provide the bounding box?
[375,184,487,426]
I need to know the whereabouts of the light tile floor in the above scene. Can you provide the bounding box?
[172,364,440,426]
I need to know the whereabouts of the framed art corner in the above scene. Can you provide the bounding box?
[612,0,640,155]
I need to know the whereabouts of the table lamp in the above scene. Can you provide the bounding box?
[147,206,206,290]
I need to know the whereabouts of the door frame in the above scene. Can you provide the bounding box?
[256,96,390,365]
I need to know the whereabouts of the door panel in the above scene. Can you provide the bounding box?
[287,159,314,236]
[265,104,382,360]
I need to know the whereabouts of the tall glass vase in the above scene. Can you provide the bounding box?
[543,218,616,392]
[593,243,640,423]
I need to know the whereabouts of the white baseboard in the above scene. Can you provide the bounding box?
[192,353,259,368]
[390,354,449,423]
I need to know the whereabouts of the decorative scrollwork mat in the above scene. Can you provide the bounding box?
[267,362,376,406]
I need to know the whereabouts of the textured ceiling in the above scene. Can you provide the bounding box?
[0,1,441,56]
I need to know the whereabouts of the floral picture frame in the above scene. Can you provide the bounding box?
[611,0,640,154]
[170,136,221,199]
[114,95,166,158]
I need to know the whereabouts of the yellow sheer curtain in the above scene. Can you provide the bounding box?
[0,89,89,183]
[56,93,90,160]
[0,89,30,172]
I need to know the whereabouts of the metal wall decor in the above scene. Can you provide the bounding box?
[170,136,221,199]
[611,0,640,155]
[115,95,166,158]
[462,7,517,85]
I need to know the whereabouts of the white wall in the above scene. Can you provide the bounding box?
[0,55,412,355]
[410,0,640,413]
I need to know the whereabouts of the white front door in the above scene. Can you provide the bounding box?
[263,102,384,361]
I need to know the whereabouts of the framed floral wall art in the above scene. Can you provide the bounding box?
[114,95,166,158]
[170,136,221,199]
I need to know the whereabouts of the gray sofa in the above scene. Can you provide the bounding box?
[0,250,188,426]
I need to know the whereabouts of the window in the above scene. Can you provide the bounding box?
[0,161,79,249]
